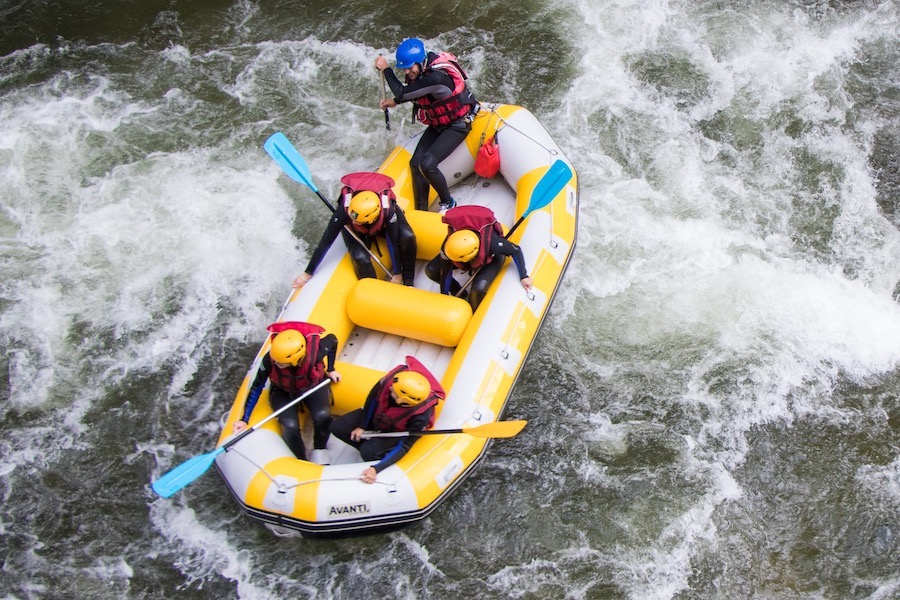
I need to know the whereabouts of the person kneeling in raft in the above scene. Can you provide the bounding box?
[233,322,341,463]
[293,172,417,288]
[329,356,445,484]
[426,205,533,310]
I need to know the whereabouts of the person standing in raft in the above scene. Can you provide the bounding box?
[375,38,478,213]
[233,322,340,463]
[293,172,417,288]
[330,356,445,484]
[426,205,533,310]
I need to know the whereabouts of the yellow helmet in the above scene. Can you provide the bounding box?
[348,191,381,224]
[270,329,307,366]
[444,230,479,263]
[391,371,431,406]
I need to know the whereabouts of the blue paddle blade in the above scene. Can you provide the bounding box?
[151,446,225,498]
[525,159,573,217]
[264,132,318,193]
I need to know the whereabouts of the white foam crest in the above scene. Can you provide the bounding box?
[856,455,900,505]
[0,73,309,450]
[148,500,281,599]
[713,257,900,379]
[484,557,565,598]
[70,152,301,385]
[860,578,900,600]
[222,36,410,184]
[26,73,157,136]
[719,6,893,118]
[668,256,900,472]
[3,147,301,408]
[613,461,741,600]
[227,37,378,110]
[393,532,444,578]
[573,0,672,54]
[585,413,629,457]
[802,127,900,291]
[559,0,691,146]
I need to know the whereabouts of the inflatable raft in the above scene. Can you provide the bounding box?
[214,103,579,537]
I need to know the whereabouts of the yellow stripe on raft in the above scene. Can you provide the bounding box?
[245,457,323,522]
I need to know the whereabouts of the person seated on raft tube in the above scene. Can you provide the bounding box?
[293,172,417,288]
[233,322,341,462]
[375,38,478,213]
[330,356,445,484]
[426,205,533,310]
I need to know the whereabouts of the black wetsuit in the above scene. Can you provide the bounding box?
[305,201,417,284]
[330,382,435,473]
[425,230,529,310]
[384,51,478,210]
[240,334,338,460]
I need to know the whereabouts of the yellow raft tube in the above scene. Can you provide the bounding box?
[214,103,579,537]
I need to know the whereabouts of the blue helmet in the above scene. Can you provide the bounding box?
[395,38,426,69]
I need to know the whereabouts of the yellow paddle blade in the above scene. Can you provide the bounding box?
[461,420,527,438]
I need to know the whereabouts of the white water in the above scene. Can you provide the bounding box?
[2,0,899,598]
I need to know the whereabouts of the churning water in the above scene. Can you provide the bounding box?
[1,0,899,598]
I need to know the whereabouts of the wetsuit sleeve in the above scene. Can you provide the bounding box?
[383,67,455,104]
[489,232,529,279]
[371,408,433,473]
[304,208,349,275]
[240,355,271,422]
[316,333,339,373]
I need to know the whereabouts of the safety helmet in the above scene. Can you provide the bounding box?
[348,191,381,224]
[391,371,431,406]
[270,329,307,366]
[444,230,480,263]
[395,38,426,70]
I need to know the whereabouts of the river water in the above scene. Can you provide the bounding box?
[2,0,899,598]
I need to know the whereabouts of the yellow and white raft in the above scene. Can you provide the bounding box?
[215,103,579,537]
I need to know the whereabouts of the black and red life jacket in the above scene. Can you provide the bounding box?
[339,172,397,235]
[413,52,476,127]
[372,356,445,432]
[265,321,326,396]
[441,205,504,270]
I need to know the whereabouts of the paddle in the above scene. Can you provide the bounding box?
[381,71,390,130]
[359,419,527,439]
[151,379,331,498]
[263,132,392,277]
[506,159,573,238]
[456,160,573,297]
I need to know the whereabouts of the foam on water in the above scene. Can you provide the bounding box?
[1,1,899,598]
[541,0,900,595]
[0,41,323,593]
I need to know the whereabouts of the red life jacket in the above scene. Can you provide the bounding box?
[339,172,397,236]
[414,52,476,127]
[265,321,326,396]
[441,205,504,270]
[373,356,445,432]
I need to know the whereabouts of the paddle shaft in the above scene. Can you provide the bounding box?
[361,429,467,438]
[455,160,572,297]
[381,70,390,130]
[150,378,332,497]
[265,134,393,277]
[360,420,526,439]
[455,215,530,298]
[313,189,393,277]
[225,378,331,451]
